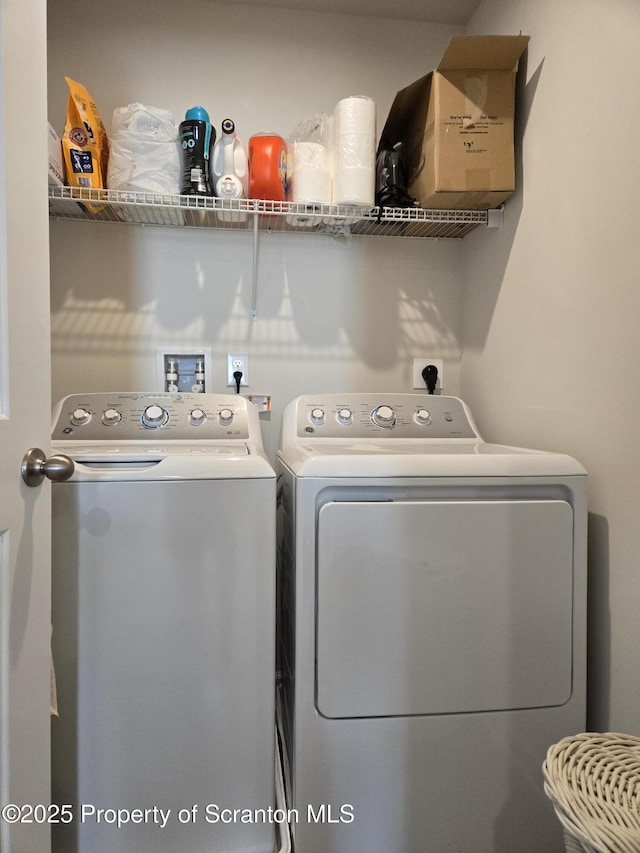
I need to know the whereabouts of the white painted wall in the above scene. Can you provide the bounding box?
[461,0,640,731]
[47,0,464,460]
[47,0,640,733]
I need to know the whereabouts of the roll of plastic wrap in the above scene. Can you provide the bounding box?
[333,95,376,206]
[288,141,331,204]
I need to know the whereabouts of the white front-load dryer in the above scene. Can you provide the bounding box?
[276,393,587,853]
[51,393,276,853]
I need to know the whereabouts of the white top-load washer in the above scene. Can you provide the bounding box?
[51,392,276,853]
[276,393,587,853]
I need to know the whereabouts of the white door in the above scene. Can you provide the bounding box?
[0,1,53,851]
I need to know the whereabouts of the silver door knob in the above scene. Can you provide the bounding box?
[21,448,74,487]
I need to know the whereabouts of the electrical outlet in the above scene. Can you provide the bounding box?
[412,358,444,391]
[227,353,249,387]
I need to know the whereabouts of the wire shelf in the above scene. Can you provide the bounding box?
[48,186,490,239]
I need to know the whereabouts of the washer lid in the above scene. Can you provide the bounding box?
[51,393,275,480]
[51,446,275,481]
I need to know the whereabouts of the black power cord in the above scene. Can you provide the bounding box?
[233,370,243,394]
[422,364,438,395]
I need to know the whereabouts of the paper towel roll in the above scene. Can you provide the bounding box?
[332,96,376,206]
[334,95,376,127]
[288,141,331,204]
[333,167,374,207]
[291,167,332,204]
[290,141,326,169]
[334,133,376,170]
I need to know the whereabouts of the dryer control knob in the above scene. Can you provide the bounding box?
[414,408,432,426]
[102,408,121,426]
[190,408,207,425]
[310,408,325,425]
[337,408,352,425]
[141,404,168,429]
[71,407,91,426]
[371,405,396,428]
[219,408,234,425]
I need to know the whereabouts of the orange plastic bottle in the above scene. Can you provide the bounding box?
[248,133,287,201]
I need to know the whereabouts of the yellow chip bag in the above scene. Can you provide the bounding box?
[62,77,109,212]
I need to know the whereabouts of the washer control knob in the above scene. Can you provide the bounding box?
[141,404,168,429]
[337,408,352,425]
[190,408,206,425]
[219,408,234,425]
[102,408,121,426]
[414,408,432,426]
[371,405,396,428]
[71,407,91,426]
[310,408,325,425]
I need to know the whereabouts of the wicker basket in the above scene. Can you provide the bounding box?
[542,732,640,853]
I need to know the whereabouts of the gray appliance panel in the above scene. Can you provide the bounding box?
[316,498,574,718]
[52,391,250,441]
[294,394,476,439]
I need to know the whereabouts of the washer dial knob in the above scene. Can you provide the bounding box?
[141,404,168,429]
[190,408,206,425]
[71,407,91,426]
[414,408,432,426]
[310,408,325,425]
[102,408,121,426]
[219,408,234,425]
[337,408,352,425]
[371,405,396,428]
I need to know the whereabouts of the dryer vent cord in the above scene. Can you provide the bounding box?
[422,364,438,395]
[233,370,243,394]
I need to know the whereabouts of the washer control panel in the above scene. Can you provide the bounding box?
[52,393,251,441]
[295,394,477,440]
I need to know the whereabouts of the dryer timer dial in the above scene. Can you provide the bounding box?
[371,405,396,428]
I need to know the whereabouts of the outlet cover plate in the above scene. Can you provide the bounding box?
[412,358,444,391]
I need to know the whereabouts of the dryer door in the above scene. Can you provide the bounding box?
[315,499,574,718]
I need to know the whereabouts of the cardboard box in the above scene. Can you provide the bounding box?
[378,35,530,209]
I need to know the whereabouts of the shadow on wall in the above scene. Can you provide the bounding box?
[461,51,544,350]
[49,221,238,357]
[49,220,462,391]
[586,513,610,731]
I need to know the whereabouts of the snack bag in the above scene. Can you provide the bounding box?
[62,77,109,212]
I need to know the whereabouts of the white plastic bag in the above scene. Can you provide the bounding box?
[107,103,180,195]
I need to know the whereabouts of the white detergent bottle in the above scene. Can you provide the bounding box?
[213,118,249,199]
